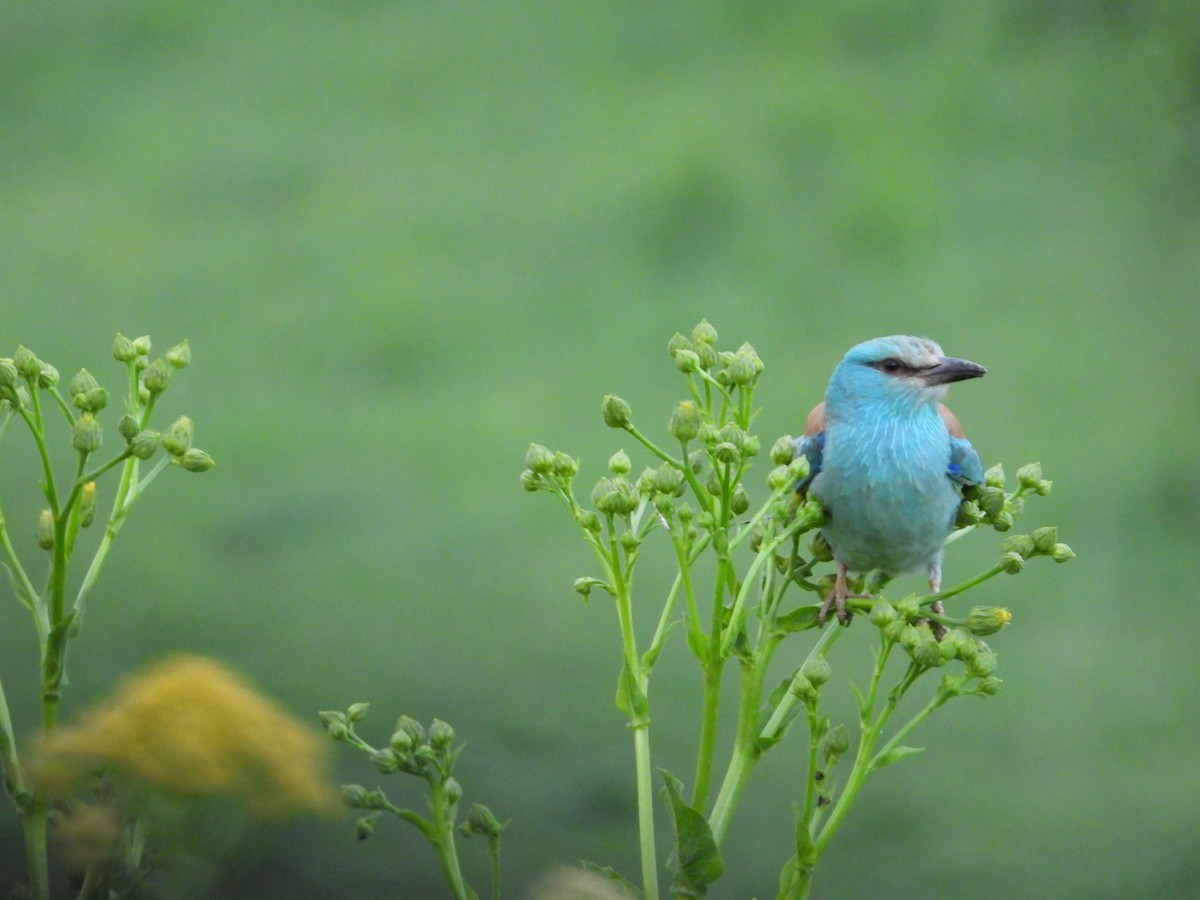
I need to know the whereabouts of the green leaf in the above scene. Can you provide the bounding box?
[773,604,820,634]
[660,769,724,897]
[614,659,647,717]
[872,745,925,770]
[849,680,868,720]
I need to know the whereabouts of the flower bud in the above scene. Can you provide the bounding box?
[524,443,554,475]
[882,618,907,644]
[79,482,96,528]
[966,606,1012,636]
[347,702,370,722]
[869,600,897,627]
[991,511,1013,531]
[520,469,540,491]
[668,401,701,443]
[984,463,1005,488]
[551,451,578,479]
[161,416,194,457]
[1000,534,1036,559]
[390,729,414,753]
[1031,526,1058,555]
[178,448,215,472]
[464,803,502,837]
[37,363,59,389]
[13,346,40,379]
[967,649,998,678]
[687,449,705,473]
[820,724,849,763]
[808,532,834,563]
[899,624,923,651]
[601,394,632,429]
[770,435,796,466]
[788,673,816,702]
[667,332,692,357]
[692,319,717,345]
[714,441,739,464]
[608,449,631,475]
[673,349,700,373]
[142,359,171,396]
[976,486,1005,518]
[913,635,944,668]
[394,715,426,745]
[1035,479,1053,496]
[1052,542,1075,563]
[767,465,792,491]
[635,467,656,496]
[132,335,152,355]
[726,350,757,386]
[578,510,601,533]
[369,748,401,774]
[318,709,348,736]
[695,342,717,370]
[653,465,684,496]
[112,333,138,362]
[894,595,921,620]
[802,654,832,687]
[742,434,760,457]
[166,339,191,369]
[429,719,455,751]
[730,483,749,516]
[788,456,811,482]
[1000,551,1025,574]
[36,509,55,550]
[0,359,16,388]
[955,500,983,527]
[444,777,463,805]
[1016,462,1043,490]
[117,414,139,441]
[75,386,108,413]
[976,676,1003,696]
[72,414,102,454]
[737,342,763,375]
[341,784,373,808]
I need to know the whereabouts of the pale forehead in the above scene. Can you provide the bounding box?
[844,335,944,364]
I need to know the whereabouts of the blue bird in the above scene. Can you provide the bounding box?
[796,336,986,629]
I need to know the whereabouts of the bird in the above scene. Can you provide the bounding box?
[795,335,986,630]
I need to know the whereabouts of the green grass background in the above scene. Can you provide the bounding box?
[1,2,1197,897]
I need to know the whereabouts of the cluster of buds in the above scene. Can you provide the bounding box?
[870,598,1003,695]
[666,320,763,389]
[958,462,1054,533]
[999,525,1075,572]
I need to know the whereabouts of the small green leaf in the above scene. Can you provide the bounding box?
[849,681,868,720]
[774,604,821,634]
[872,745,925,770]
[660,769,723,896]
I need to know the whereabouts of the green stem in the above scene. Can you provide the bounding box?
[632,724,659,900]
[429,777,470,900]
[922,561,1007,608]
[22,803,49,900]
[691,658,723,810]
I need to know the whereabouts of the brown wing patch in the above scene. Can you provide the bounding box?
[938,404,965,439]
[804,402,826,436]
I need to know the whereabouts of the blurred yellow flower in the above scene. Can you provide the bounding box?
[34,654,337,818]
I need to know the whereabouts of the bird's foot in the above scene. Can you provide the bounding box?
[818,565,870,627]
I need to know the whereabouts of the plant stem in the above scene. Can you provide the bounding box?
[429,777,470,900]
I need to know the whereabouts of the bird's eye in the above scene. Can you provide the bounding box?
[881,358,901,373]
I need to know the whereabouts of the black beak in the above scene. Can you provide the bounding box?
[923,356,987,386]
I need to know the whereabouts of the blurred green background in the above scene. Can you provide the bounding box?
[2,2,1198,897]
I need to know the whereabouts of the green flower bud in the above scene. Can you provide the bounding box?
[802,654,832,687]
[341,784,371,808]
[788,456,811,482]
[0,359,16,388]
[737,342,764,375]
[788,672,816,702]
[1052,542,1075,563]
[132,335,152,355]
[318,709,348,734]
[984,463,1005,488]
[551,451,578,479]
[37,363,59,389]
[992,511,1014,531]
[1031,526,1058,555]
[116,414,139,441]
[976,486,1005,518]
[1035,479,1053,496]
[578,510,601,533]
[355,815,377,840]
[524,443,554,475]
[899,624,923,651]
[913,635,944,668]
[770,435,796,466]
[161,416,194,457]
[727,350,757,386]
[673,348,700,373]
[767,465,792,491]
[822,721,849,755]
[13,346,40,379]
[894,595,921,620]
[742,434,760,458]
[601,394,632,429]
[976,676,1003,696]
[444,777,463,805]
[955,500,983,527]
[464,803,502,837]
[72,413,102,454]
[520,468,540,492]
[36,509,55,550]
[395,715,426,745]
[1000,534,1036,559]
[695,341,717,370]
[635,466,656,496]
[714,441,739,464]
[869,600,897,627]
[698,423,719,447]
[882,618,907,644]
[1000,551,1025,574]
[677,503,694,524]
[429,719,455,751]
[717,422,745,451]
[809,532,834,563]
[1016,462,1043,490]
[668,401,701,443]
[178,448,215,472]
[794,498,824,529]
[967,649,998,678]
[166,339,191,369]
[390,729,413,753]
[608,449,632,475]
[692,319,718,345]
[653,493,674,517]
[79,482,96,528]
[347,702,370,722]
[667,332,693,357]
[730,483,749,516]
[687,449,705,473]
[653,465,684,496]
[142,358,171,396]
[112,333,138,362]
[952,632,980,663]
[75,386,108,413]
[966,606,1012,636]
[369,748,401,774]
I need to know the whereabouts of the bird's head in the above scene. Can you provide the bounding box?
[826,335,986,415]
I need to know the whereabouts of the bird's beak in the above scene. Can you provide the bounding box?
[923,356,987,386]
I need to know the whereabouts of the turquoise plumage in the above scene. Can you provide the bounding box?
[797,336,986,628]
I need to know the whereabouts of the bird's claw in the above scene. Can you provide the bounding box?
[818,565,871,627]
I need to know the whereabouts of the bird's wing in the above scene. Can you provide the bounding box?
[939,404,984,487]
[793,402,825,494]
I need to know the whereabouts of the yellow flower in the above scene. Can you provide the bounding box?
[35,654,336,818]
